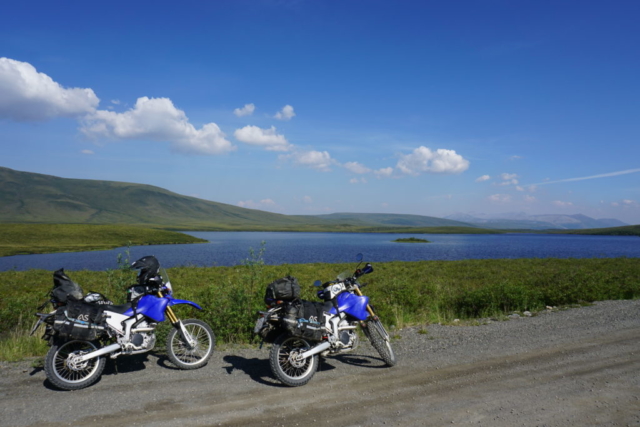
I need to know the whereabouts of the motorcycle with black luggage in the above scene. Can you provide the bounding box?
[254,254,396,387]
[31,255,215,390]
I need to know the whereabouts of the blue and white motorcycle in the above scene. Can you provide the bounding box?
[255,254,396,387]
[31,256,215,390]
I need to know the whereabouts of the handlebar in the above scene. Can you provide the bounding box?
[314,262,373,289]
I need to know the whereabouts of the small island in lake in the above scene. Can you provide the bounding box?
[393,237,430,243]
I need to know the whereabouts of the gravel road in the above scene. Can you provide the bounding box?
[1,299,639,427]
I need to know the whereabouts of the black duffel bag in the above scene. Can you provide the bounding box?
[264,276,301,304]
[282,300,326,342]
[51,268,84,304]
[53,299,106,341]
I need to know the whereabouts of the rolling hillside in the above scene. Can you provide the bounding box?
[310,212,476,228]
[0,167,318,228]
[0,167,475,231]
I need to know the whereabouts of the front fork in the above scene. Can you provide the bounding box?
[164,303,196,349]
[353,287,391,341]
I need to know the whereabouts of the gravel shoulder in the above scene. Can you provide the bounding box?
[1,299,639,427]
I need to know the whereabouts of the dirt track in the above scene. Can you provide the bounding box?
[2,300,639,426]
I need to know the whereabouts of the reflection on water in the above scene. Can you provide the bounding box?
[1,231,638,272]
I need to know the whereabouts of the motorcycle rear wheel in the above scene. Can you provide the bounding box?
[363,318,397,366]
[269,334,318,387]
[166,319,215,369]
[44,340,106,390]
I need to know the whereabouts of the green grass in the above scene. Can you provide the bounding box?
[1,254,638,361]
[393,237,430,243]
[0,223,207,257]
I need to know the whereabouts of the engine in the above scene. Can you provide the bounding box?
[120,320,157,353]
[330,320,359,354]
[127,331,156,352]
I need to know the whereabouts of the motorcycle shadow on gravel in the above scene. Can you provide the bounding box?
[221,355,338,387]
[331,352,392,369]
[105,353,151,374]
[222,355,281,386]
[221,353,384,387]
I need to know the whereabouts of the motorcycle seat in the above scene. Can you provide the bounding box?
[102,303,133,314]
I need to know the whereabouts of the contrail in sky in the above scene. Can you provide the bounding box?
[529,168,640,186]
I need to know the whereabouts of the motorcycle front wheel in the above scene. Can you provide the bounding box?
[166,319,215,369]
[44,340,106,390]
[269,334,318,387]
[363,318,397,366]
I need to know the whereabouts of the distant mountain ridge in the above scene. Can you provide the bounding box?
[445,212,628,230]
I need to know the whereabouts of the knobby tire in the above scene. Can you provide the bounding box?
[44,340,106,390]
[364,318,397,366]
[166,319,215,370]
[269,334,318,387]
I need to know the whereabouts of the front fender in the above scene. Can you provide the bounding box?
[167,298,202,310]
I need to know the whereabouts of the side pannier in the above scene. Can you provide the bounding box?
[282,300,327,342]
[52,299,107,341]
[264,276,300,305]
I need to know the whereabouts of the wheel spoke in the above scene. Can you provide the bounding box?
[46,340,106,390]
[167,320,215,369]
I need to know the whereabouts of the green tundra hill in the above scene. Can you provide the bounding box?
[0,166,477,231]
[309,212,475,228]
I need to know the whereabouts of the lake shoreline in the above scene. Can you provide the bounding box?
[1,231,639,272]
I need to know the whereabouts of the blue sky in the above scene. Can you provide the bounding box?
[1,0,639,224]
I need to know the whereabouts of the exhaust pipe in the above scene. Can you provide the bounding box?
[78,343,121,362]
[299,341,331,359]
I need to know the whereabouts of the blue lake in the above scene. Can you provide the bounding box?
[1,231,639,272]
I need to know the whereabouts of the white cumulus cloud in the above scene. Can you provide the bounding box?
[233,103,255,117]
[476,175,491,182]
[375,167,394,178]
[234,125,291,151]
[274,105,295,121]
[396,146,469,176]
[280,149,335,172]
[489,194,511,203]
[0,57,99,121]
[80,96,235,155]
[498,172,519,186]
[343,161,371,174]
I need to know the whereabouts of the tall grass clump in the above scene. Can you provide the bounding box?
[0,314,49,361]
[188,241,270,344]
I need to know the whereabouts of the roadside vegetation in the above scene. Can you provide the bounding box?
[1,251,638,361]
[0,223,206,257]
